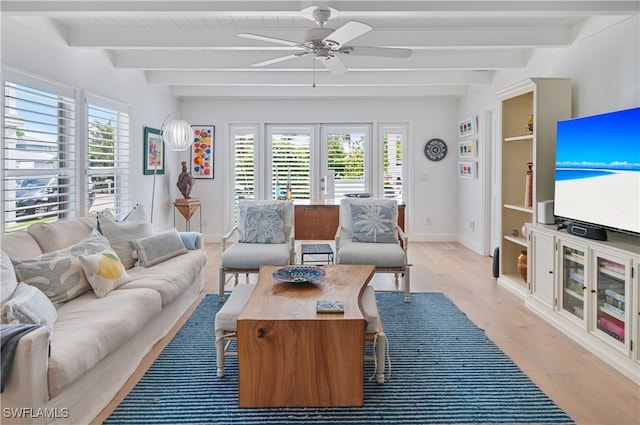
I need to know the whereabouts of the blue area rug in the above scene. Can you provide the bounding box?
[105,293,574,424]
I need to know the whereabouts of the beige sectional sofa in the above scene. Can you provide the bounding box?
[0,214,207,425]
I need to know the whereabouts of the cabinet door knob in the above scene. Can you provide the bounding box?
[590,289,596,294]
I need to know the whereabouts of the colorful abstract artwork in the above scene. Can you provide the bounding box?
[191,125,214,179]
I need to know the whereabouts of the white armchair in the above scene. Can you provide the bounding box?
[335,198,410,302]
[218,200,295,302]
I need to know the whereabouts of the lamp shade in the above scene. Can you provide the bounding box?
[162,119,193,151]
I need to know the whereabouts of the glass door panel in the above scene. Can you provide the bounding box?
[322,124,371,200]
[270,128,311,200]
[561,245,586,321]
[595,256,626,344]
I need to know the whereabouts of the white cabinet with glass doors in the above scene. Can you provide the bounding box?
[525,223,639,384]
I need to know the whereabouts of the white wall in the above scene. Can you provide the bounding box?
[3,15,637,246]
[1,17,181,230]
[457,16,639,255]
[179,97,460,241]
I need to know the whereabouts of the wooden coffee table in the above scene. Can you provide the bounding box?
[237,264,375,408]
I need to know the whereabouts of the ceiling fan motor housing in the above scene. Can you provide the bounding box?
[304,27,335,49]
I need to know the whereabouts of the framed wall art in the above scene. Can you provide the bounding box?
[191,125,215,179]
[458,161,477,179]
[143,126,164,175]
[458,117,476,138]
[458,139,477,158]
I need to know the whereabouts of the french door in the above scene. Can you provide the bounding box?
[230,122,404,205]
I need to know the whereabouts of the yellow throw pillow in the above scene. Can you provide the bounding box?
[79,249,132,298]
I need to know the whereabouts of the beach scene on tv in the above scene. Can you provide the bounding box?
[554,107,640,234]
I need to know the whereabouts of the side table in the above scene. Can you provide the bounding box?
[173,198,202,231]
[300,243,334,264]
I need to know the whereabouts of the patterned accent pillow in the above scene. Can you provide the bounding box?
[11,230,111,307]
[350,204,397,243]
[129,229,188,268]
[238,203,286,244]
[97,204,153,269]
[79,249,132,298]
[1,282,57,331]
[1,250,18,306]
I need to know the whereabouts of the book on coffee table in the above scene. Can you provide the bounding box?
[316,300,344,314]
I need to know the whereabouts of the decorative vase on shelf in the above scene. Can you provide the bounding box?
[517,251,528,282]
[526,115,534,135]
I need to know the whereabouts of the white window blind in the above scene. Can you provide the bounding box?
[383,129,404,200]
[86,96,131,217]
[271,130,311,200]
[3,79,76,232]
[233,130,256,203]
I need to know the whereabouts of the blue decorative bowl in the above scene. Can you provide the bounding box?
[272,266,326,283]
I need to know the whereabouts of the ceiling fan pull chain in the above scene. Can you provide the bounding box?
[312,55,316,88]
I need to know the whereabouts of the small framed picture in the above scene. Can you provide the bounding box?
[458,117,476,138]
[143,126,164,175]
[458,161,477,179]
[458,140,477,158]
[191,125,215,179]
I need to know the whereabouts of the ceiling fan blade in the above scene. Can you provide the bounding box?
[346,46,413,58]
[323,21,372,49]
[317,55,348,75]
[238,33,300,47]
[252,54,305,67]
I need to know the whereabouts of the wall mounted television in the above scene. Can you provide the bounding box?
[554,107,640,237]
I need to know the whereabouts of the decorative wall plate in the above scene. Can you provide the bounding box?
[424,138,448,161]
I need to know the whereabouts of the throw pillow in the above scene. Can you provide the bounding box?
[178,232,199,250]
[350,204,397,243]
[1,250,18,306]
[79,249,132,298]
[238,202,286,244]
[1,282,57,331]
[129,229,187,268]
[96,204,153,269]
[11,230,111,307]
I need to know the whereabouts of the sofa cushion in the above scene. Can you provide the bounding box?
[79,249,132,298]
[97,204,153,269]
[336,239,406,268]
[179,232,200,250]
[221,242,290,269]
[123,249,207,305]
[48,288,162,398]
[0,231,43,259]
[1,250,19,306]
[27,217,96,253]
[1,282,58,330]
[350,204,396,243]
[11,231,112,307]
[130,229,187,268]
[1,282,57,331]
[238,202,286,243]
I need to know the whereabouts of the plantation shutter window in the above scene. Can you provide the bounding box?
[86,95,131,217]
[3,75,76,232]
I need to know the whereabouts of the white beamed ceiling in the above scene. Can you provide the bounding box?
[2,1,638,98]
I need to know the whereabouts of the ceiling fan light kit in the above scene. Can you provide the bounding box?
[238,6,412,76]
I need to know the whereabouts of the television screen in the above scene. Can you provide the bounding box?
[554,107,640,235]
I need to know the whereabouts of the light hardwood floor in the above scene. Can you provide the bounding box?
[93,242,640,425]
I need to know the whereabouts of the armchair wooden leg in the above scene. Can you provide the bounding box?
[218,267,226,303]
[404,267,411,303]
[215,330,225,377]
[375,332,386,384]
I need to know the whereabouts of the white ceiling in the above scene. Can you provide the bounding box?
[3,1,638,99]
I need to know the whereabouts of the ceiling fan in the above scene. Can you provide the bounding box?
[238,6,412,75]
